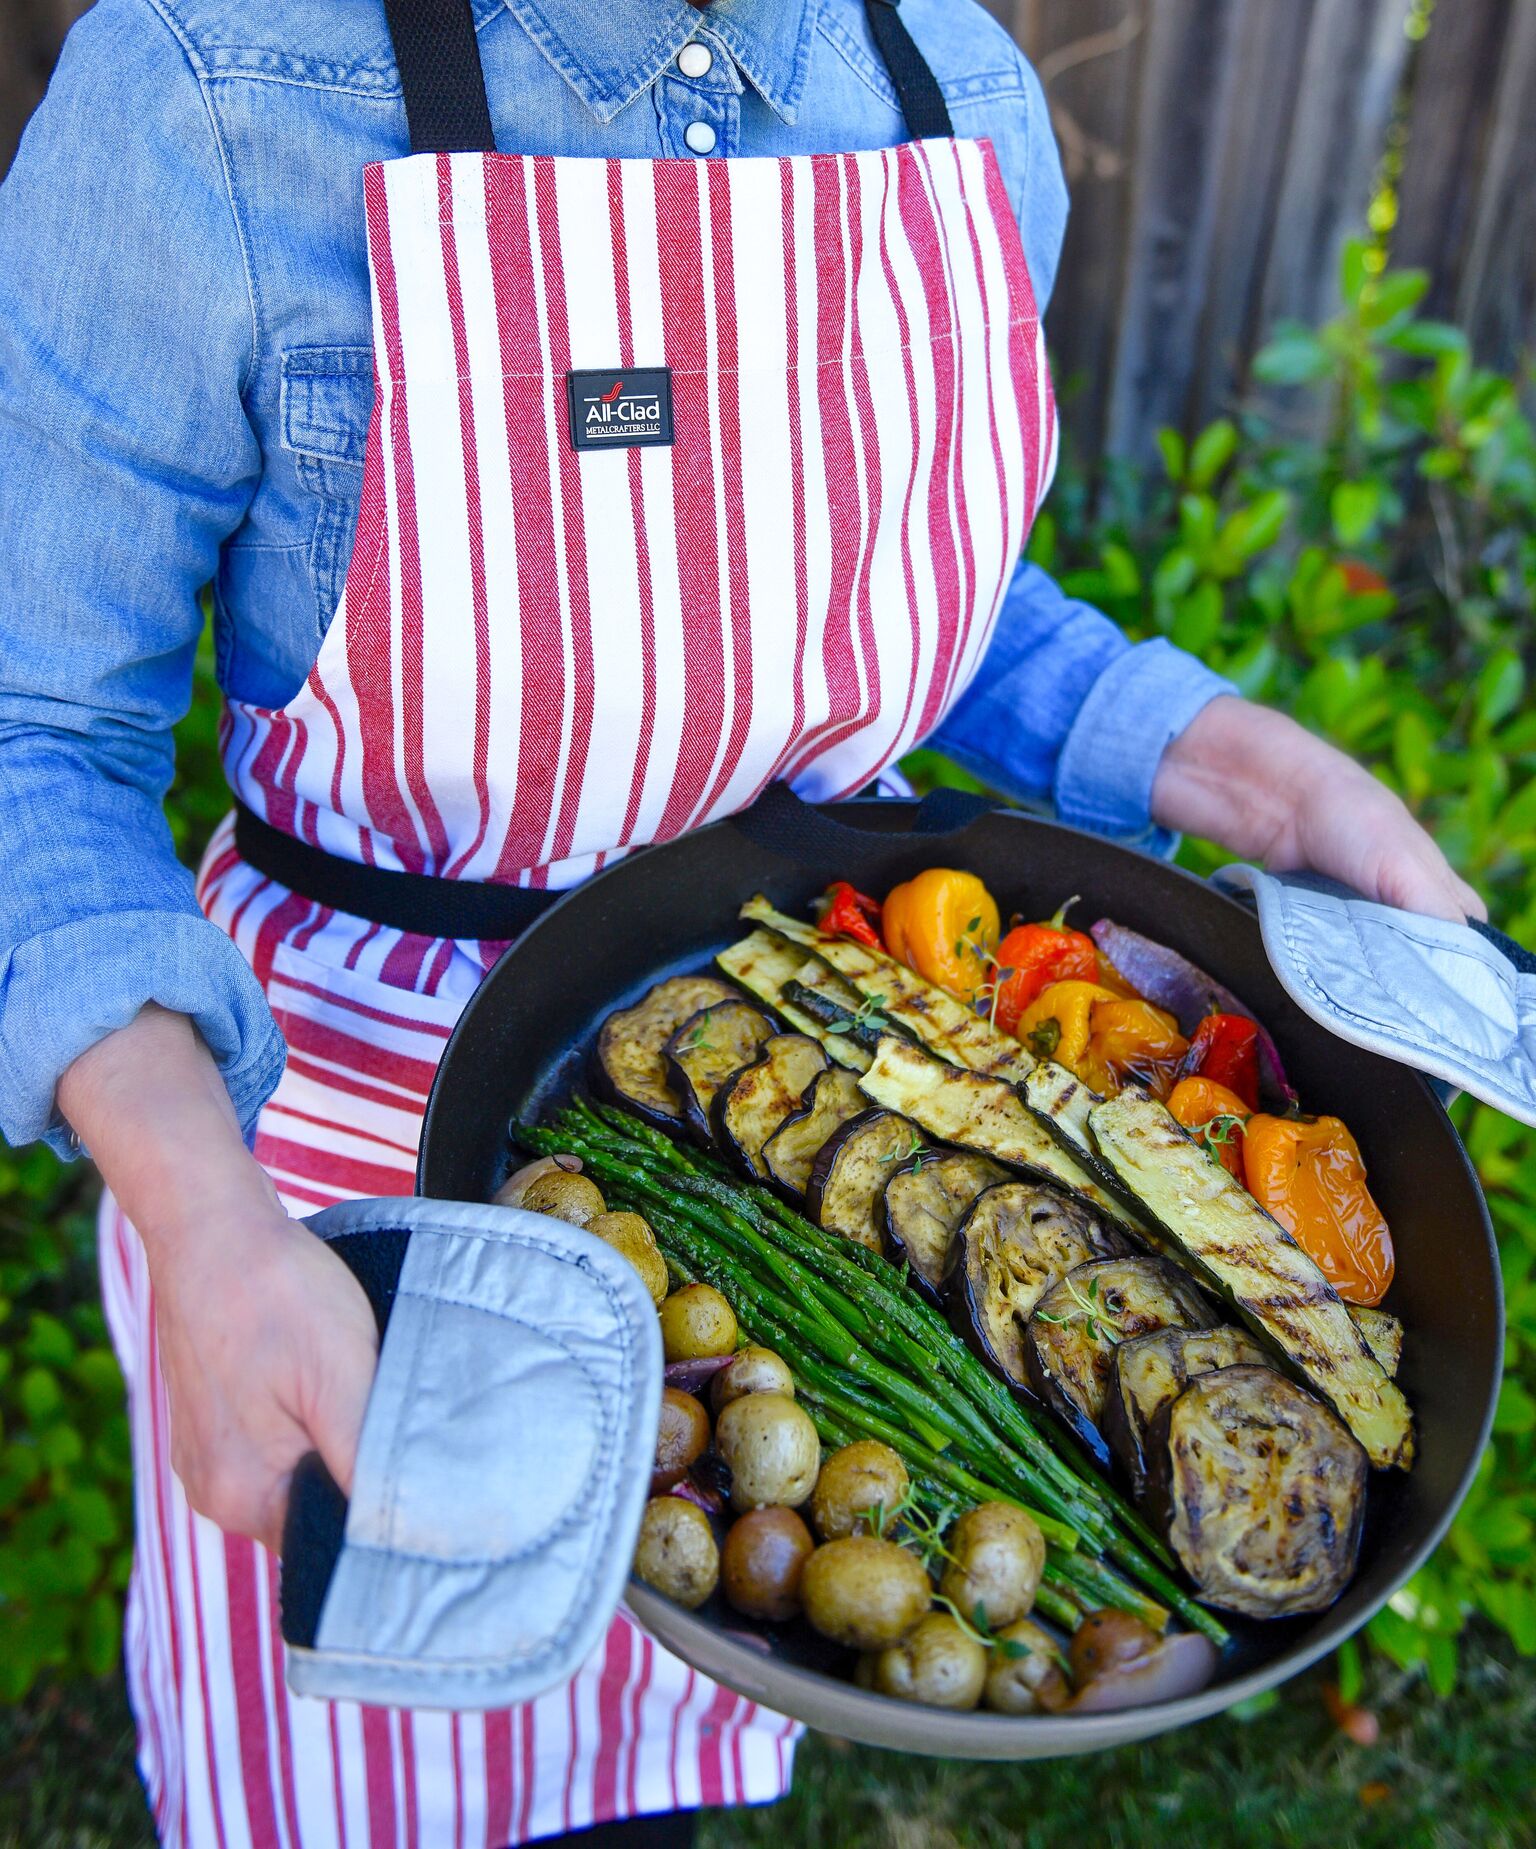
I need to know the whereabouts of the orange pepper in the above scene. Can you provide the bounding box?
[1167,1076,1251,1179]
[1241,1114,1395,1306]
[882,869,1000,1005]
[1079,998,1189,1098]
[1015,980,1116,1069]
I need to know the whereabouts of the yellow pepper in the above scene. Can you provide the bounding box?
[882,869,1000,1005]
[1017,982,1187,1096]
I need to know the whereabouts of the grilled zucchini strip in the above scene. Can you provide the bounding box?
[857,1036,1148,1238]
[716,930,869,1071]
[1021,1061,1177,1257]
[1349,1305,1404,1379]
[1087,1090,1415,1471]
[740,896,1036,1084]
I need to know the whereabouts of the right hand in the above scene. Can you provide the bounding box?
[151,1200,379,1553]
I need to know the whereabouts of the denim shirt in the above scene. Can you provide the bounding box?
[0,0,1233,1154]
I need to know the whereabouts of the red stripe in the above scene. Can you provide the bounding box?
[264,1551,305,1849]
[184,1513,232,1849]
[590,1621,632,1824]
[277,1055,435,1121]
[362,1706,397,1849]
[272,1012,442,1095]
[146,1321,192,1849]
[222,1540,283,1849]
[898,144,966,743]
[248,892,318,989]
[515,1700,537,1841]
[257,1135,417,1201]
[449,1716,465,1849]
[328,1707,349,1849]
[270,970,456,1039]
[665,1668,693,1814]
[685,159,755,830]
[401,1713,420,1849]
[483,1712,513,1849]
[695,1682,741,1808]
[781,155,863,784]
[625,1632,654,1814]
[651,158,726,844]
[438,158,496,881]
[608,162,660,852]
[561,1674,581,1832]
[532,158,598,875]
[981,139,1049,522]
[485,156,565,882]
[352,166,426,872]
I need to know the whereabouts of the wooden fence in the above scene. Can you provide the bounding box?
[3,0,1534,467]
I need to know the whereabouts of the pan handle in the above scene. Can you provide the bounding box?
[729,780,990,871]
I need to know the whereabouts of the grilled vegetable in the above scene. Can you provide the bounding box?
[741,898,1035,1083]
[938,1502,1045,1631]
[1146,1364,1368,1618]
[633,1497,720,1609]
[716,1392,821,1512]
[982,1618,1071,1714]
[806,1109,927,1251]
[859,1036,1147,1238]
[810,1440,910,1542]
[659,1282,738,1361]
[881,869,1000,1006]
[712,1346,796,1411]
[1065,1615,1218,1711]
[883,1149,1009,1302]
[992,909,1101,1035]
[1349,1305,1404,1379]
[1087,1090,1414,1470]
[519,1169,606,1228]
[762,1067,869,1195]
[1165,1076,1250,1180]
[717,930,869,1071]
[800,1536,933,1650]
[653,1387,711,1494]
[596,974,742,1128]
[818,880,884,950]
[1103,1324,1269,1499]
[721,1508,815,1621]
[1242,1113,1395,1307]
[1026,1257,1219,1466]
[954,1184,1132,1389]
[712,1033,828,1178]
[663,999,778,1141]
[1181,1012,1261,1112]
[866,1612,987,1709]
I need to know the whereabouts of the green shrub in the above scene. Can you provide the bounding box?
[1028,237,1536,1686]
[1,239,1532,1702]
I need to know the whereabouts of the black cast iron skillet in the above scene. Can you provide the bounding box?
[416,800,1503,1760]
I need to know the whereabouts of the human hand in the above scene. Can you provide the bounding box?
[1152,696,1485,925]
[150,1199,378,1552]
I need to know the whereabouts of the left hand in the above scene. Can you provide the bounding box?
[1151,696,1486,925]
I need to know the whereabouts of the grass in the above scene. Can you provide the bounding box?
[3,1630,1531,1849]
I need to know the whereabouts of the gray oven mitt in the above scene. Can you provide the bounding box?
[1212,864,1536,1127]
[279,1196,662,1712]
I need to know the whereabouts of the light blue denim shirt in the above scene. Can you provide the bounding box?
[0,0,1233,1154]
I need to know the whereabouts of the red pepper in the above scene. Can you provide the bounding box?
[991,905,1100,1036]
[1183,1012,1261,1112]
[818,880,884,950]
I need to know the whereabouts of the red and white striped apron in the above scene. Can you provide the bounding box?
[101,118,1057,1849]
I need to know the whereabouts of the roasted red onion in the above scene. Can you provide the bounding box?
[664,1354,738,1394]
[1065,1627,1219,1713]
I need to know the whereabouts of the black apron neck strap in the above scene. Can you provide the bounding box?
[382,0,497,155]
[380,0,953,157]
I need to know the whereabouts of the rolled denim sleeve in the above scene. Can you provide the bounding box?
[930,562,1236,850]
[0,0,284,1156]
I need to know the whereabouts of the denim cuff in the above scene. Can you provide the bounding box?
[1053,640,1237,848]
[0,910,286,1159]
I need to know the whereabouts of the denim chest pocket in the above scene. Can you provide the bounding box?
[280,347,375,632]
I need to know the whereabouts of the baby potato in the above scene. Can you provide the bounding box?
[982,1618,1071,1715]
[492,1155,582,1208]
[800,1536,932,1651]
[809,1441,910,1541]
[721,1507,815,1622]
[659,1283,739,1361]
[716,1393,821,1511]
[869,1613,987,1711]
[711,1346,795,1413]
[652,1387,711,1494]
[938,1503,1045,1631]
[633,1497,719,1610]
[519,1171,607,1228]
[1067,1609,1162,1684]
[588,1211,668,1307]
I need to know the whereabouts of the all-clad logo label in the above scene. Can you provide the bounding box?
[566,367,674,451]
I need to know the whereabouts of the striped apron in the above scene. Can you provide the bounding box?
[99,13,1058,1844]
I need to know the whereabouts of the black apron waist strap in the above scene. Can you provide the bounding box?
[233,804,560,941]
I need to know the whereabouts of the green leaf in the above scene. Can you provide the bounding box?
[18,1366,62,1424]
[1360,267,1429,330]
[1155,428,1186,483]
[1253,329,1331,386]
[1188,419,1237,489]
[1473,649,1525,734]
[1331,479,1382,546]
[1493,1377,1536,1435]
[1388,319,1468,359]
[1340,237,1371,308]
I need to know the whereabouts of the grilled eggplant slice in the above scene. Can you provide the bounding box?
[595,974,744,1129]
[663,1000,779,1143]
[761,1068,869,1195]
[712,1034,829,1178]
[1145,1364,1367,1618]
[884,1152,1010,1302]
[1087,1090,1414,1470]
[716,931,869,1072]
[1104,1324,1269,1500]
[859,1036,1149,1238]
[1025,1257,1219,1467]
[1349,1305,1404,1379]
[740,897,1036,1084]
[954,1185,1131,1388]
[806,1109,926,1251]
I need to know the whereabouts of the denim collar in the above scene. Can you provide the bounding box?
[501,0,819,126]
